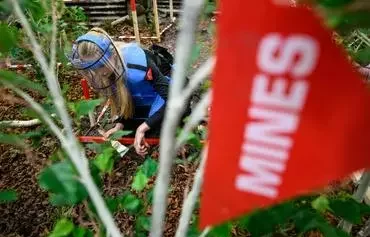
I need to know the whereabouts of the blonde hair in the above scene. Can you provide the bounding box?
[77,27,134,120]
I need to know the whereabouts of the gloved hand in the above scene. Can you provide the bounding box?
[134,122,150,156]
[103,123,124,139]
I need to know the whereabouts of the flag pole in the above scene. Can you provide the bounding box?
[130,0,141,44]
[153,0,161,42]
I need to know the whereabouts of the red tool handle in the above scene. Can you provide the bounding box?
[78,136,160,145]
[78,136,206,146]
[81,78,90,100]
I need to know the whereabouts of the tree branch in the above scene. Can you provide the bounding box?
[4,83,64,141]
[49,0,57,71]
[341,171,370,233]
[150,0,207,236]
[199,227,211,237]
[0,114,57,127]
[176,90,212,150]
[175,146,209,237]
[182,57,215,101]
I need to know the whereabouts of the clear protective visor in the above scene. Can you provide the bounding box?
[67,30,125,97]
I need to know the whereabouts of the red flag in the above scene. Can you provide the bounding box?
[200,0,370,229]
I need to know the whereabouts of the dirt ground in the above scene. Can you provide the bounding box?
[0,15,215,237]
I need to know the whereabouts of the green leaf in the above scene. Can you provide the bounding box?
[208,222,232,237]
[333,11,370,33]
[312,195,330,213]
[93,147,115,174]
[49,218,74,237]
[238,201,296,235]
[119,192,142,214]
[353,47,370,65]
[110,130,133,140]
[86,142,111,154]
[105,197,119,213]
[0,24,18,54]
[329,198,362,224]
[142,158,158,178]
[292,208,328,234]
[187,222,201,237]
[23,0,46,21]
[0,190,18,203]
[240,209,276,236]
[186,132,202,149]
[21,127,49,147]
[0,70,48,95]
[89,161,103,189]
[72,227,87,237]
[136,216,151,231]
[204,1,216,15]
[132,170,149,192]
[38,160,88,206]
[319,224,350,237]
[0,133,25,147]
[146,188,154,205]
[69,99,103,118]
[317,0,353,8]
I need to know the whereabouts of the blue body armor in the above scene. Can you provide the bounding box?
[121,43,167,119]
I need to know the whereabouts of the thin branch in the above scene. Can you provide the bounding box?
[175,146,209,237]
[357,217,370,237]
[341,171,370,233]
[199,227,211,237]
[5,84,64,140]
[0,114,56,127]
[182,57,215,101]
[11,1,70,139]
[150,0,207,236]
[50,0,57,71]
[10,2,123,236]
[176,90,212,150]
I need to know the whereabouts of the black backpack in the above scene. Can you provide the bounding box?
[144,44,174,77]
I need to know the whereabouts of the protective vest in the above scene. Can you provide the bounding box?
[120,43,167,119]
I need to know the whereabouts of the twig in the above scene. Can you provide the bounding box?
[175,146,208,237]
[176,90,212,150]
[150,1,207,235]
[341,171,370,233]
[49,0,57,71]
[10,1,123,236]
[0,114,57,127]
[111,15,130,26]
[182,57,215,101]
[11,1,71,141]
[5,84,64,141]
[357,217,370,237]
[199,226,211,237]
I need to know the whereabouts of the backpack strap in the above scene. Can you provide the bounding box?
[126,63,147,72]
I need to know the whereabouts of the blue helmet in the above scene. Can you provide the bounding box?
[67,28,125,97]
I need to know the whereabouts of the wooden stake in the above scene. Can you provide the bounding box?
[153,0,161,42]
[169,0,174,21]
[130,0,141,44]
